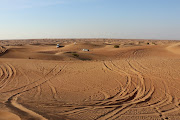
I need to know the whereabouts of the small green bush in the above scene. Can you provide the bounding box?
[114,45,119,48]
[72,53,79,57]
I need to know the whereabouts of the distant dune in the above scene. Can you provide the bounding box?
[167,42,180,55]
[0,39,180,120]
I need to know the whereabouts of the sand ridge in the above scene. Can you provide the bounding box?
[166,42,180,55]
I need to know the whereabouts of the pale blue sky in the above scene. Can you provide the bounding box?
[0,0,180,40]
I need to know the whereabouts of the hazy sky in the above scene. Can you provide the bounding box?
[0,0,180,40]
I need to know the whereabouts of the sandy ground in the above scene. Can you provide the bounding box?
[0,39,180,120]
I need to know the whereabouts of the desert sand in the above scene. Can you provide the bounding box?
[0,39,180,120]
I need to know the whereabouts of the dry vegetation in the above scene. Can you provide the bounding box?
[0,39,180,120]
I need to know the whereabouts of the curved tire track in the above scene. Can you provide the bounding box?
[1,63,67,120]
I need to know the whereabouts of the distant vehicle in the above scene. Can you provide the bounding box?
[56,44,60,48]
[82,49,89,52]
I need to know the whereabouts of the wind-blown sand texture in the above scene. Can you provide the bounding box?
[0,39,180,120]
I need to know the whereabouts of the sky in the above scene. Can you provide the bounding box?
[0,0,180,40]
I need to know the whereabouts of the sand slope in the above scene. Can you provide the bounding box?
[167,42,180,55]
[0,110,21,120]
[0,40,180,120]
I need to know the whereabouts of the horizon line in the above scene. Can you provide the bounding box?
[0,38,179,41]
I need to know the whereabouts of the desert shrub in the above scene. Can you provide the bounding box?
[114,45,119,48]
[66,52,76,53]
[147,42,150,45]
[72,53,79,57]
[152,42,156,45]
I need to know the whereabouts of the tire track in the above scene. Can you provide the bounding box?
[58,61,132,116]
[95,53,155,120]
[123,48,180,119]
[34,82,42,98]
[59,59,151,119]
[60,47,180,119]
[61,60,154,119]
[2,65,59,93]
[7,93,48,120]
[4,63,67,120]
[0,63,16,91]
[126,50,165,119]
[47,81,58,100]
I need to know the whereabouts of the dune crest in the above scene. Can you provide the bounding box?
[166,42,180,55]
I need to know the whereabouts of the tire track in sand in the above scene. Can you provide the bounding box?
[47,81,58,100]
[4,63,67,120]
[129,49,180,119]
[96,61,154,120]
[0,63,16,91]
[59,60,154,119]
[2,64,58,93]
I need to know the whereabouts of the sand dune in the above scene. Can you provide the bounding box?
[167,42,180,55]
[0,110,21,120]
[0,39,180,120]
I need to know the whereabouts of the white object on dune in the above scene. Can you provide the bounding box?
[82,49,89,51]
[56,44,60,48]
